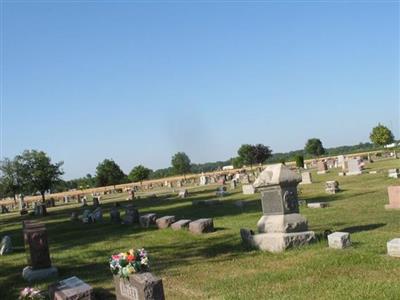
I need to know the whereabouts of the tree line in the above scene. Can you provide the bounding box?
[0,123,396,199]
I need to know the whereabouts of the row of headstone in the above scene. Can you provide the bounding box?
[155,215,214,234]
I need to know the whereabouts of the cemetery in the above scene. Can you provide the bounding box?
[0,156,400,299]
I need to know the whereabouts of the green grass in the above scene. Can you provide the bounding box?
[1,159,400,299]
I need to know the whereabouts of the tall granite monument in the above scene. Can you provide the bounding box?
[240,164,315,253]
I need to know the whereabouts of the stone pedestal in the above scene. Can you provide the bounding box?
[240,164,315,253]
[114,273,165,300]
[385,186,400,209]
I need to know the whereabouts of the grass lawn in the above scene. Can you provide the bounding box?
[1,158,400,299]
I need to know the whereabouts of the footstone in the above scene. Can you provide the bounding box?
[307,202,329,208]
[22,266,58,282]
[156,216,176,229]
[325,180,339,194]
[139,213,157,228]
[113,272,165,300]
[242,184,255,195]
[240,229,315,253]
[189,218,214,234]
[49,276,92,300]
[388,169,400,179]
[387,238,400,257]
[0,235,12,255]
[328,232,351,249]
[369,171,377,174]
[171,219,191,230]
[385,186,400,209]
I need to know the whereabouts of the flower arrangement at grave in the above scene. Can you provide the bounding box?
[19,287,44,300]
[109,248,149,278]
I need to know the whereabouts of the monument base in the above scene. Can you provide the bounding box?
[22,266,58,282]
[257,214,308,233]
[240,229,315,253]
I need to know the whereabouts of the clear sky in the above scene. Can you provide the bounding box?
[1,1,399,179]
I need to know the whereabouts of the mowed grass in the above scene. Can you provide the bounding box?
[1,159,400,300]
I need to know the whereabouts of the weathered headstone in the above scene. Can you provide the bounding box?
[49,276,93,300]
[242,184,255,195]
[113,272,165,300]
[178,189,188,199]
[307,202,329,208]
[328,232,351,249]
[90,207,103,222]
[387,238,400,257]
[317,161,328,174]
[388,169,400,179]
[1,205,9,214]
[216,186,228,197]
[199,175,208,186]
[230,180,237,190]
[0,235,12,255]
[110,207,121,224]
[189,218,214,234]
[240,163,315,253]
[325,181,340,194]
[156,216,176,229]
[139,213,157,228]
[93,196,100,207]
[240,174,250,184]
[347,158,362,176]
[123,205,139,225]
[300,172,312,184]
[171,219,191,230]
[385,186,400,209]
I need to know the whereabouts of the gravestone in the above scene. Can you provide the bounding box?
[127,190,135,201]
[242,184,255,195]
[49,276,93,300]
[189,218,214,234]
[171,219,191,230]
[34,203,47,217]
[123,205,139,225]
[114,272,165,300]
[1,205,9,214]
[388,239,400,257]
[388,169,400,179]
[70,212,78,221]
[178,189,188,199]
[325,181,340,194]
[230,180,237,190]
[216,186,228,197]
[385,186,400,209]
[240,163,315,253]
[300,172,312,184]
[317,161,328,174]
[240,174,250,184]
[0,235,12,255]
[110,207,121,224]
[307,202,328,208]
[93,196,100,207]
[90,207,103,222]
[139,213,157,228]
[199,175,208,186]
[328,232,351,249]
[156,216,176,229]
[347,158,362,175]
[22,222,58,281]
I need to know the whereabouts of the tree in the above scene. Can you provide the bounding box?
[370,123,395,146]
[0,157,26,202]
[96,159,126,187]
[253,144,272,164]
[17,150,64,202]
[171,152,191,176]
[231,157,244,169]
[237,144,256,167]
[294,155,304,168]
[304,138,325,157]
[128,165,152,184]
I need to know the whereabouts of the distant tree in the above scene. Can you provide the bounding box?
[128,165,152,184]
[0,157,26,202]
[17,150,64,202]
[171,152,191,177]
[304,138,325,157]
[95,159,126,187]
[231,157,244,169]
[237,144,256,167]
[294,155,304,168]
[253,144,272,164]
[370,124,395,146]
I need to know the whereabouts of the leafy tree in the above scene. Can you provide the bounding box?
[253,144,272,164]
[171,152,191,176]
[0,157,26,202]
[294,155,304,168]
[17,150,64,202]
[96,159,126,187]
[304,138,325,157]
[237,144,256,167]
[370,124,395,146]
[231,157,244,169]
[128,165,152,184]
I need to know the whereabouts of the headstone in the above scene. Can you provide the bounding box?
[1,205,9,214]
[216,186,228,197]
[317,161,328,174]
[171,219,191,230]
[110,207,121,224]
[325,181,340,194]
[328,232,351,249]
[240,163,315,253]
[199,175,208,186]
[230,180,237,190]
[0,235,12,255]
[242,184,255,195]
[70,212,78,221]
[388,169,400,179]
[139,213,157,228]
[49,276,93,300]
[127,190,135,201]
[387,238,400,257]
[240,174,250,184]
[90,207,103,222]
[93,196,100,207]
[189,218,214,234]
[385,186,400,209]
[307,202,329,208]
[156,216,176,229]
[113,272,165,300]
[34,203,47,216]
[178,189,188,199]
[123,205,139,225]
[300,172,312,184]
[347,158,362,175]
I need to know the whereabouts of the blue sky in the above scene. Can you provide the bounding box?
[1,1,399,179]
